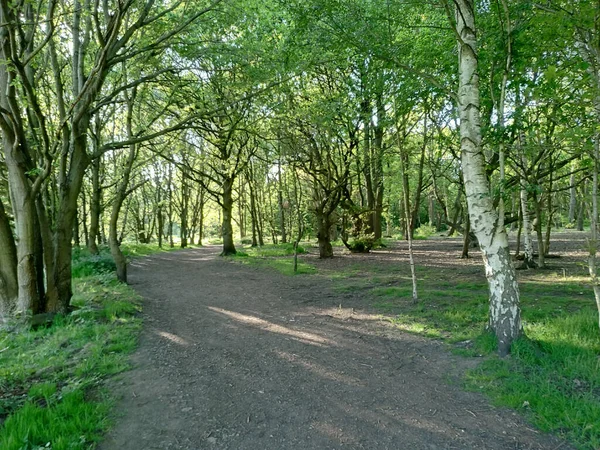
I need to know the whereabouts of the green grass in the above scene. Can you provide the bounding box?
[71,242,184,278]
[466,311,600,449]
[0,249,145,449]
[322,258,600,449]
[244,243,306,257]
[228,243,315,276]
[237,255,316,276]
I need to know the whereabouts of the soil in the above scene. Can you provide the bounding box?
[99,235,581,450]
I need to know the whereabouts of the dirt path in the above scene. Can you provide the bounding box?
[100,246,567,450]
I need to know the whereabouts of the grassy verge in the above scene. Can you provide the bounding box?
[231,243,316,276]
[318,253,599,449]
[0,243,176,449]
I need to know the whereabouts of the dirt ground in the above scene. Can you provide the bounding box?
[99,234,583,450]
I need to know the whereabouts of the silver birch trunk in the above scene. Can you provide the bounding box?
[519,179,536,268]
[455,0,522,355]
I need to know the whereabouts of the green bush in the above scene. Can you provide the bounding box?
[415,224,437,239]
[72,252,116,279]
[347,234,376,253]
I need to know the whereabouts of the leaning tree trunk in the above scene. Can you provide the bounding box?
[455,0,522,356]
[221,176,237,256]
[109,92,137,283]
[109,147,135,283]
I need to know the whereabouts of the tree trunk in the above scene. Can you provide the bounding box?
[49,136,89,313]
[428,192,435,227]
[515,206,522,258]
[569,171,577,224]
[532,191,545,268]
[168,164,174,248]
[221,176,237,256]
[81,188,89,246]
[196,188,205,245]
[278,160,287,244]
[73,207,80,247]
[0,197,18,319]
[461,209,470,259]
[87,158,102,255]
[157,206,164,248]
[400,135,418,302]
[410,114,428,236]
[372,87,385,241]
[180,171,189,249]
[577,185,585,232]
[519,184,536,268]
[88,122,103,254]
[447,189,463,236]
[589,140,600,331]
[455,0,522,356]
[316,210,333,258]
[109,92,137,283]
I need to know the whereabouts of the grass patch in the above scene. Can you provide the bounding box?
[244,243,307,257]
[0,272,142,448]
[465,311,600,450]
[227,243,313,276]
[71,242,182,278]
[241,257,316,276]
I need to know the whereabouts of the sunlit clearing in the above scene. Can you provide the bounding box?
[207,307,335,347]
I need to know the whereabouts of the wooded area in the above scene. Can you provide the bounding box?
[1,0,599,357]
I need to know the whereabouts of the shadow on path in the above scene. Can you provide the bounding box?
[100,246,568,450]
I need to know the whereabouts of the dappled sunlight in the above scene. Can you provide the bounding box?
[273,350,364,386]
[310,307,387,322]
[330,398,460,437]
[155,330,189,346]
[207,306,336,347]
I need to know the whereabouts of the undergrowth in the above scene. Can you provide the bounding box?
[0,244,162,449]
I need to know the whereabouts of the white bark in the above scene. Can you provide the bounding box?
[455,0,522,355]
[519,185,535,268]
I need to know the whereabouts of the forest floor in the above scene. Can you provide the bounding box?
[98,232,592,450]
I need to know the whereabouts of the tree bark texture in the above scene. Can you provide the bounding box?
[0,197,18,319]
[221,177,237,255]
[455,0,522,356]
